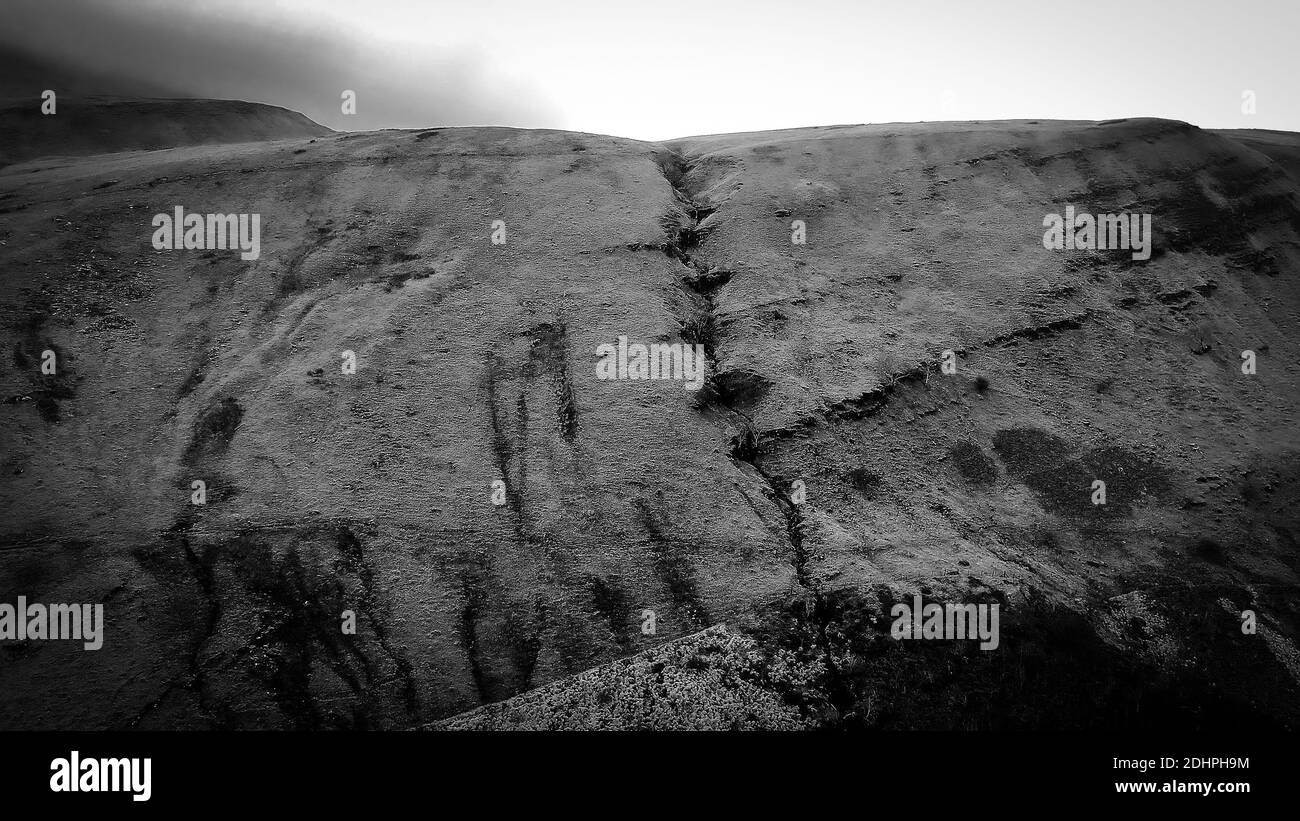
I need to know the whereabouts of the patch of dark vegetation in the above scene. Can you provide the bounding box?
[586,575,633,650]
[707,368,771,413]
[0,539,93,597]
[1191,537,1227,564]
[178,339,214,398]
[525,322,578,441]
[1164,167,1300,256]
[20,389,69,423]
[993,427,1170,517]
[482,353,523,523]
[635,500,708,631]
[279,269,302,294]
[132,523,422,729]
[1085,163,1299,277]
[332,525,421,715]
[754,583,1291,730]
[501,600,545,695]
[4,383,74,422]
[973,376,990,394]
[1078,446,1171,508]
[846,468,884,499]
[4,338,77,422]
[1122,580,1300,729]
[727,418,760,463]
[414,129,440,140]
[950,441,997,485]
[178,365,205,397]
[991,427,1071,473]
[683,266,733,294]
[455,554,492,702]
[233,537,340,728]
[743,587,872,721]
[126,528,227,728]
[679,311,718,360]
[182,397,243,465]
[1240,470,1275,508]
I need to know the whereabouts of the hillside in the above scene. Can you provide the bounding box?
[1,116,1298,730]
[1215,128,1300,182]
[0,96,332,167]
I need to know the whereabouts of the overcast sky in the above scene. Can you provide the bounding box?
[3,0,1297,139]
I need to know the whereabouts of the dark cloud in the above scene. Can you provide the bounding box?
[0,0,561,131]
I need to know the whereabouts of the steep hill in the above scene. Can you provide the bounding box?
[2,116,1298,730]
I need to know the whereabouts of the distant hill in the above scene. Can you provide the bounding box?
[1216,128,1300,183]
[0,96,332,166]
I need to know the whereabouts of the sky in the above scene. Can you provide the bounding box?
[2,0,1297,140]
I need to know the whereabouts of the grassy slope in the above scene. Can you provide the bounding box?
[2,115,1298,729]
